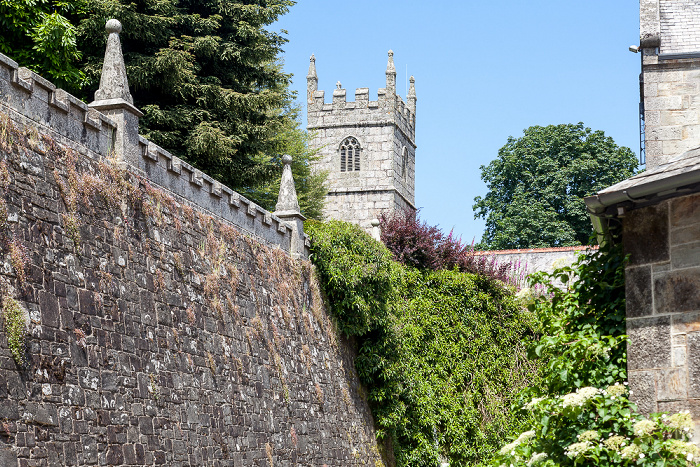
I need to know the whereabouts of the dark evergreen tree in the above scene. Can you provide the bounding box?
[72,0,298,199]
[0,0,325,217]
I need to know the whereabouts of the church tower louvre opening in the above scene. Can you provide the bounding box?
[306,51,417,232]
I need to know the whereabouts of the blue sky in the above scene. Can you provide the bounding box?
[275,1,641,244]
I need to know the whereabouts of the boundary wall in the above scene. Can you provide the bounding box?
[0,53,308,259]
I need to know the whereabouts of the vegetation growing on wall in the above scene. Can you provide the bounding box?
[2,297,26,367]
[306,219,541,466]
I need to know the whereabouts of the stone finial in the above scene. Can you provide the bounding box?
[336,81,342,89]
[275,155,302,216]
[307,54,317,79]
[94,19,133,104]
[307,54,318,103]
[385,50,396,95]
[386,50,396,73]
[89,19,142,165]
[408,76,417,115]
[274,155,306,258]
[371,219,381,242]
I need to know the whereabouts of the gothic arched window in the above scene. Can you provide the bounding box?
[401,146,408,179]
[340,137,361,172]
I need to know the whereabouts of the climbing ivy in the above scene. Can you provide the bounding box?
[305,220,541,466]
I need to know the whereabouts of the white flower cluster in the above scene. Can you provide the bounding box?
[564,441,591,459]
[561,387,598,408]
[577,430,599,442]
[620,444,643,460]
[527,452,547,466]
[633,419,656,437]
[604,382,628,399]
[666,411,693,433]
[524,396,546,410]
[498,430,536,456]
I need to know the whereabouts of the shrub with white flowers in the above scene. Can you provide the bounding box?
[490,383,700,466]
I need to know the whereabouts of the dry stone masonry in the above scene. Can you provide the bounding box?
[307,52,416,232]
[0,20,385,466]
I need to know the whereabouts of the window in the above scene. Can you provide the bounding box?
[401,146,408,179]
[340,137,361,172]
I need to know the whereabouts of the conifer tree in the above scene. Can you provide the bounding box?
[72,0,297,198]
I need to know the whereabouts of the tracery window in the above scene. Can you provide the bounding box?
[340,137,361,172]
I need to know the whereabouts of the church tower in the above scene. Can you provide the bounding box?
[307,51,417,232]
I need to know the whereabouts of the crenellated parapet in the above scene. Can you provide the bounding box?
[0,20,308,258]
[307,51,416,148]
[0,54,117,160]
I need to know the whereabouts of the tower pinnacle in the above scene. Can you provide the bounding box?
[307,54,318,103]
[408,76,416,115]
[385,50,396,95]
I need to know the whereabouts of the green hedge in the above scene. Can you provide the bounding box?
[305,220,541,466]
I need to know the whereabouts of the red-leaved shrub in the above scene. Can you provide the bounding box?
[379,210,521,286]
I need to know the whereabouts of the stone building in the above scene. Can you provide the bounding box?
[640,0,700,169]
[585,0,700,439]
[307,51,416,231]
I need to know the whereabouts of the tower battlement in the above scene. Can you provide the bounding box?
[306,52,416,147]
[307,51,417,232]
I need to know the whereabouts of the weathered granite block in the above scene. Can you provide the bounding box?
[654,268,700,314]
[623,203,669,266]
[628,370,658,415]
[627,315,672,371]
[626,265,653,318]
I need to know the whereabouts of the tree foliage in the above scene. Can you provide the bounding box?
[474,123,637,250]
[0,0,86,87]
[306,219,541,466]
[0,0,326,218]
[73,0,295,196]
[379,209,523,286]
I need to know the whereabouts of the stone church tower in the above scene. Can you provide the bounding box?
[640,0,700,169]
[306,51,416,232]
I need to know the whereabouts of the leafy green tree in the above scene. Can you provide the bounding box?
[0,0,86,87]
[473,123,637,250]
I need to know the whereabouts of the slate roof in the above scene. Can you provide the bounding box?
[584,146,700,215]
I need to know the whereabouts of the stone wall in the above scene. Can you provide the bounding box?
[0,50,384,466]
[659,0,700,55]
[624,191,700,440]
[641,0,700,169]
[475,246,593,289]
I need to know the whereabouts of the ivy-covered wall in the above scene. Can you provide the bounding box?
[0,109,385,466]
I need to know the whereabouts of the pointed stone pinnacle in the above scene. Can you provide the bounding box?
[409,76,416,97]
[275,155,303,216]
[94,19,133,104]
[307,54,317,79]
[386,50,396,74]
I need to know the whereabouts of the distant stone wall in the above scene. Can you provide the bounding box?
[475,246,593,288]
[0,49,384,466]
[623,191,700,439]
